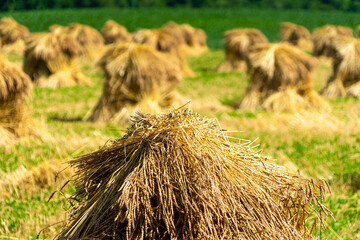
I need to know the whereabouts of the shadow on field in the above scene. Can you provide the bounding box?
[49,116,83,122]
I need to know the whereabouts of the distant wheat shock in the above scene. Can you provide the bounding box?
[132,22,206,77]
[217,28,268,72]
[57,109,332,239]
[0,17,30,54]
[23,32,91,88]
[0,55,43,144]
[101,20,131,44]
[280,22,313,51]
[67,23,105,60]
[236,42,329,111]
[312,25,353,57]
[87,43,182,122]
[321,36,360,98]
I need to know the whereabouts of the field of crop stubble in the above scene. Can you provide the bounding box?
[0,7,359,239]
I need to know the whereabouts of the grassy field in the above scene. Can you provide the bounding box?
[0,7,360,240]
[0,7,359,48]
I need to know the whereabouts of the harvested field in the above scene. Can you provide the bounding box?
[0,8,359,240]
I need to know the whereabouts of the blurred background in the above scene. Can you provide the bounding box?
[2,0,360,12]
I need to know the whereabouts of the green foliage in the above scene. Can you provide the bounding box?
[0,8,358,49]
[1,0,360,11]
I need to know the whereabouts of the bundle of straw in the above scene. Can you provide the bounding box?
[0,55,42,143]
[56,109,332,239]
[87,43,182,122]
[236,42,328,111]
[101,20,131,44]
[23,32,91,88]
[217,28,268,72]
[132,28,195,77]
[280,22,313,51]
[312,25,353,57]
[321,36,360,98]
[0,159,72,199]
[0,17,30,54]
[162,22,209,57]
[67,23,105,60]
[49,24,69,35]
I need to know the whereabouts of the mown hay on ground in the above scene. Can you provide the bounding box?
[0,159,72,199]
[321,36,360,98]
[217,28,268,72]
[56,109,332,240]
[0,55,43,144]
[0,17,30,54]
[101,20,131,44]
[280,22,313,51]
[86,43,182,122]
[23,32,91,88]
[67,23,105,60]
[312,25,353,58]
[236,42,328,111]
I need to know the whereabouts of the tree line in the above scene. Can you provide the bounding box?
[1,0,360,12]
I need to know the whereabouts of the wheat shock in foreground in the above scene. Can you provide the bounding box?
[217,28,268,72]
[236,42,328,111]
[57,110,332,240]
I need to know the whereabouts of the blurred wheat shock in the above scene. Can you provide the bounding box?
[87,43,183,123]
[66,23,105,60]
[101,20,131,44]
[0,17,30,54]
[57,110,332,239]
[23,31,91,88]
[0,55,44,145]
[321,36,360,98]
[236,42,329,111]
[279,22,313,52]
[312,25,353,58]
[217,28,268,73]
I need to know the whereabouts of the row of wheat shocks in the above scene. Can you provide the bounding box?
[0,18,209,143]
[217,23,360,111]
[0,18,359,143]
[0,17,339,240]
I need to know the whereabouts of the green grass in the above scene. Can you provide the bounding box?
[0,7,359,48]
[0,7,359,240]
